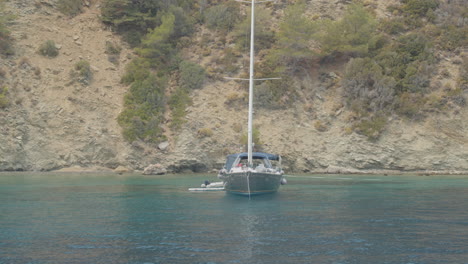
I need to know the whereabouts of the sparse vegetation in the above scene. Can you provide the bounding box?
[71,60,92,85]
[225,92,247,108]
[318,3,379,57]
[169,86,191,130]
[314,120,329,132]
[204,2,240,32]
[197,127,214,138]
[179,60,205,90]
[240,127,262,147]
[38,40,59,57]
[0,1,15,56]
[0,86,8,108]
[353,114,388,141]
[274,1,317,72]
[231,6,275,52]
[57,0,83,17]
[105,41,121,65]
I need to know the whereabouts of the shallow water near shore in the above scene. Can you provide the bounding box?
[1,172,467,264]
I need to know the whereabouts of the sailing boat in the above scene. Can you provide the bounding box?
[218,0,285,196]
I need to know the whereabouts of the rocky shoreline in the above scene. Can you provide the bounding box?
[3,166,465,176]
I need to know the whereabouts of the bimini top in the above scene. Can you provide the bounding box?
[224,152,280,171]
[227,152,280,161]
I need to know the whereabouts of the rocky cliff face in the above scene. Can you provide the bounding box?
[0,0,467,173]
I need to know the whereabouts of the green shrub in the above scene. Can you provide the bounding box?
[395,92,427,119]
[225,92,247,108]
[105,41,121,55]
[0,86,8,108]
[204,2,240,32]
[38,40,59,58]
[218,48,240,74]
[459,57,468,91]
[121,58,151,85]
[274,1,317,69]
[314,120,329,132]
[136,13,175,68]
[168,5,194,40]
[101,0,159,46]
[400,61,433,93]
[71,60,92,84]
[402,0,439,18]
[231,6,275,52]
[118,74,167,142]
[343,58,396,113]
[318,3,378,57]
[396,33,432,62]
[380,18,407,34]
[197,127,214,138]
[179,60,205,90]
[105,41,121,65]
[437,24,468,51]
[0,1,14,56]
[0,24,14,56]
[57,0,83,17]
[353,114,388,141]
[240,127,262,146]
[168,87,191,130]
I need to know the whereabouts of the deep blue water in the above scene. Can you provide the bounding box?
[1,173,467,264]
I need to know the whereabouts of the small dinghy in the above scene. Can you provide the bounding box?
[188,181,225,192]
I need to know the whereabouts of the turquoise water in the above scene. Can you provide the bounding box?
[1,173,467,264]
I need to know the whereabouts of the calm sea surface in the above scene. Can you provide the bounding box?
[1,172,467,264]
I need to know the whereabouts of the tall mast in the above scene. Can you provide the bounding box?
[247,0,255,166]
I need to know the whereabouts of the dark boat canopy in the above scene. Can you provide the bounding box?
[227,152,280,161]
[224,152,281,171]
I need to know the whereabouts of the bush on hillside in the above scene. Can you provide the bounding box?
[197,127,214,138]
[401,0,439,18]
[101,0,160,46]
[105,41,121,65]
[318,3,379,57]
[0,2,14,56]
[436,24,468,51]
[0,86,8,108]
[342,58,396,113]
[71,60,92,85]
[395,92,427,119]
[400,61,434,93]
[216,47,241,74]
[231,6,275,53]
[57,0,83,17]
[240,127,262,147]
[136,13,175,68]
[380,18,407,35]
[274,1,317,70]
[118,74,167,142]
[168,5,195,40]
[204,2,240,32]
[0,32,13,56]
[178,60,205,90]
[38,40,59,57]
[353,114,388,141]
[168,86,191,130]
[121,58,151,85]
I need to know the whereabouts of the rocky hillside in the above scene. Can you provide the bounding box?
[0,0,467,173]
